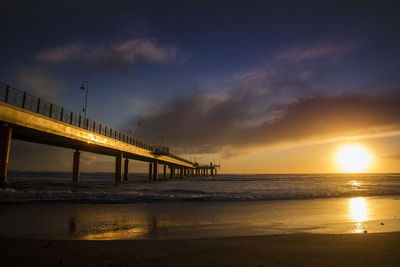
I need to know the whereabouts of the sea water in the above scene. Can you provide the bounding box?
[0,172,400,239]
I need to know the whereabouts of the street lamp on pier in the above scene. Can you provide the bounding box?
[80,81,88,126]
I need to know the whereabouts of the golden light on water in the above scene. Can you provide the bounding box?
[349,197,368,233]
[336,145,372,173]
[349,197,367,222]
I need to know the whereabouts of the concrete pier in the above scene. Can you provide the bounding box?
[153,160,158,180]
[148,162,153,180]
[124,158,129,181]
[0,82,218,186]
[115,151,123,183]
[72,149,80,182]
[0,125,12,186]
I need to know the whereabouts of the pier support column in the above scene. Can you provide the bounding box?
[163,165,166,178]
[124,158,129,181]
[180,167,183,178]
[153,160,158,180]
[210,162,214,176]
[115,151,122,183]
[170,164,174,178]
[148,162,153,180]
[0,125,12,186]
[72,149,80,182]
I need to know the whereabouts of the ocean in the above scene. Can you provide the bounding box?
[1,172,400,240]
[2,172,400,203]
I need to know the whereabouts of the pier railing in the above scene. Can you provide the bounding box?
[0,82,154,151]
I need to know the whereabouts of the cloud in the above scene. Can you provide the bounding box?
[17,65,66,101]
[382,155,400,160]
[36,39,180,67]
[126,41,400,157]
[276,40,356,64]
[129,90,400,157]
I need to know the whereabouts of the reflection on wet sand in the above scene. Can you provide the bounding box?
[0,197,399,240]
[68,215,169,240]
[349,197,368,233]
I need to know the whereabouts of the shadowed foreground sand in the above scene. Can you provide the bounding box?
[0,233,399,266]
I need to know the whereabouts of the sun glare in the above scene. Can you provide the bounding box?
[336,145,372,173]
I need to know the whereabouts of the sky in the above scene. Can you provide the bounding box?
[1,0,400,173]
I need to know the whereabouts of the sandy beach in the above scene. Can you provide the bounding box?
[1,232,399,266]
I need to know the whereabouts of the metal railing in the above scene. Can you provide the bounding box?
[0,82,154,151]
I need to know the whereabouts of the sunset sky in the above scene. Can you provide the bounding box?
[2,0,400,173]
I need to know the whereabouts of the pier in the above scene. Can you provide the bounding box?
[0,82,219,185]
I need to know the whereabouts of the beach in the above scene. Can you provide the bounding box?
[1,233,400,266]
[1,173,400,265]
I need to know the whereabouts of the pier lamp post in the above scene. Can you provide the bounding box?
[80,81,88,126]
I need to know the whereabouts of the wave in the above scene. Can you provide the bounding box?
[2,172,400,204]
[1,188,400,204]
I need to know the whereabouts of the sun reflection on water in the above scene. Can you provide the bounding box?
[349,197,368,233]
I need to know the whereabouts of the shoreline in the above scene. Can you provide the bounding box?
[1,232,399,266]
[1,196,400,240]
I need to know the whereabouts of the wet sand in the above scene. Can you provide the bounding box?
[1,232,400,266]
[1,197,400,240]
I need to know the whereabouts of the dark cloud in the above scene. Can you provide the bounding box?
[131,89,400,157]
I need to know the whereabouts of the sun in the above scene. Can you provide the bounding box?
[336,145,372,173]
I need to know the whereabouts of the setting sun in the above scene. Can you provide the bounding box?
[336,145,372,173]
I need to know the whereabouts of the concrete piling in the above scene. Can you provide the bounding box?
[115,151,123,183]
[149,162,153,180]
[163,165,166,178]
[72,149,80,182]
[170,164,174,178]
[0,125,12,186]
[153,160,158,180]
[124,158,129,181]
